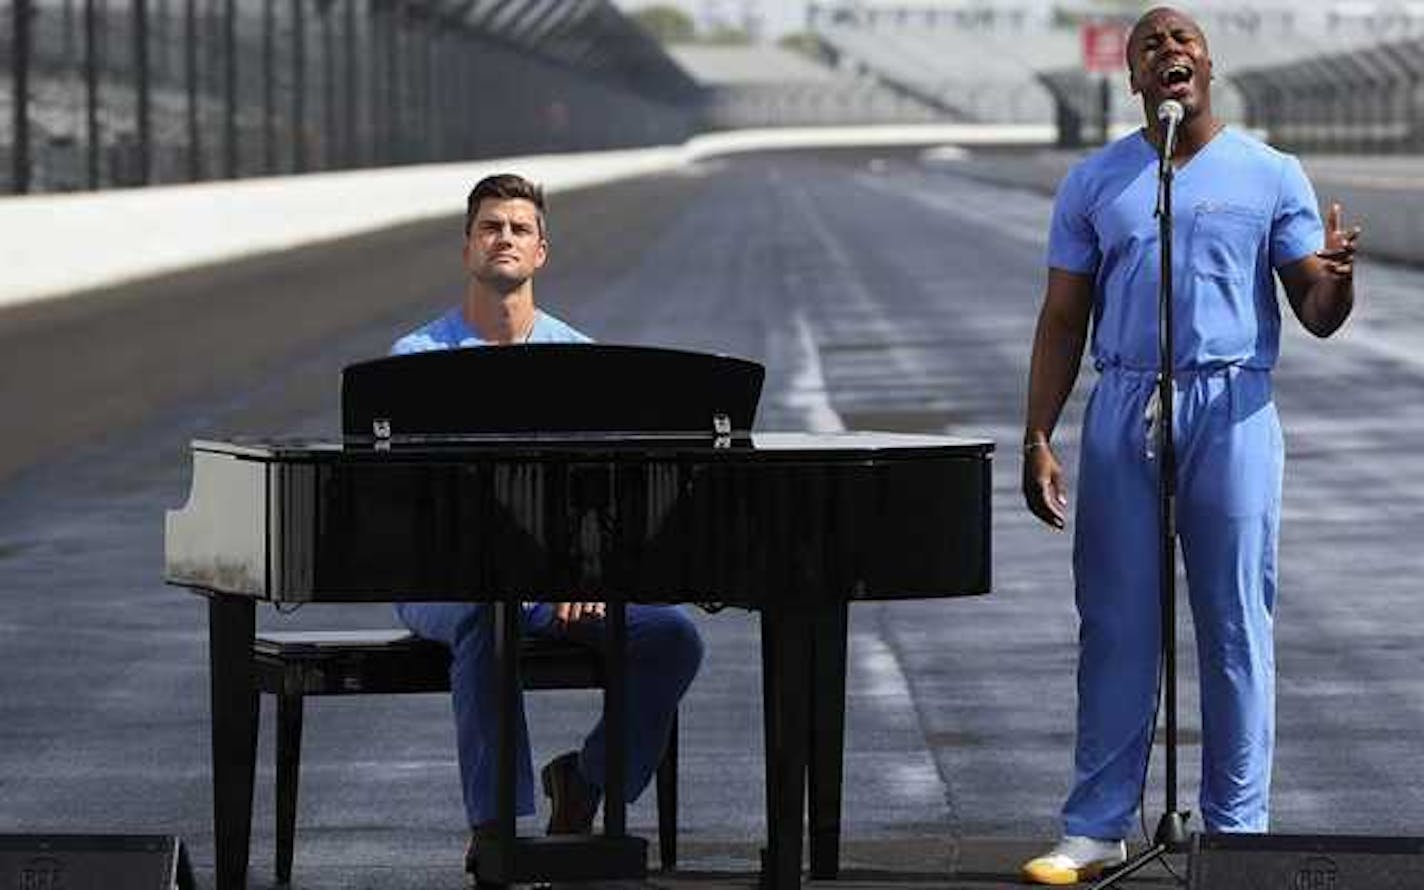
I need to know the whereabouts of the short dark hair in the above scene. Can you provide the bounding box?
[1126,7,1207,67]
[464,173,547,238]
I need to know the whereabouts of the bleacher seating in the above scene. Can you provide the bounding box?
[803,2,1424,148]
[668,44,941,128]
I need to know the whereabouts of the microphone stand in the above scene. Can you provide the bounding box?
[1090,110,1193,889]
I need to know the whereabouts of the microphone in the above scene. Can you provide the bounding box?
[1154,100,1184,216]
[1157,100,1184,161]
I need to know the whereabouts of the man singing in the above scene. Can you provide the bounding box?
[1019,7,1361,885]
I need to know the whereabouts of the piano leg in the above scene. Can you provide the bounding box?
[761,610,781,882]
[490,600,520,884]
[207,593,258,890]
[603,600,628,837]
[808,602,848,879]
[760,605,812,890]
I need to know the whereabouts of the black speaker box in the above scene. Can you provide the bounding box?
[1188,832,1424,889]
[0,835,193,890]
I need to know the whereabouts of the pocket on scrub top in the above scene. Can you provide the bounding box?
[1189,202,1266,281]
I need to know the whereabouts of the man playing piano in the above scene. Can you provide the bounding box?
[389,173,704,874]
[1020,7,1361,884]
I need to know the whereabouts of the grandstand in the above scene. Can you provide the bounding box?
[814,14,1065,124]
[806,1,1424,149]
[667,43,941,128]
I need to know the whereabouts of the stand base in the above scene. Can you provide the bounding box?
[473,834,647,886]
[1089,810,1191,890]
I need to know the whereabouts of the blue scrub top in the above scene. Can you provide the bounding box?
[1048,128,1323,372]
[392,306,591,354]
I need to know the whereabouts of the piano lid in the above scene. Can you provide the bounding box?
[189,431,994,460]
[341,344,764,444]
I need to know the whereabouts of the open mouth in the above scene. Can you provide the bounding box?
[1159,64,1193,88]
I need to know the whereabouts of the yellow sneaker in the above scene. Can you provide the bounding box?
[1021,836,1126,885]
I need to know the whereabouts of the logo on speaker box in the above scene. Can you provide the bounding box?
[1292,855,1339,890]
[18,855,64,890]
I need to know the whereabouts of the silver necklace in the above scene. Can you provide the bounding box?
[519,310,538,343]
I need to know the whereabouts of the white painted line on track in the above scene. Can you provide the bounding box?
[782,177,934,401]
[849,608,962,825]
[786,309,845,433]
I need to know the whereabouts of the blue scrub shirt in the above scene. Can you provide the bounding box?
[392,306,591,353]
[1049,127,1323,371]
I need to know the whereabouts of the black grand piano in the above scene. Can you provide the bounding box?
[165,345,993,889]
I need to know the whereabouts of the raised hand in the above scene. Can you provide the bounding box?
[1317,202,1361,278]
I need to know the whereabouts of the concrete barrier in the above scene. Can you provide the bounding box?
[0,124,1053,310]
[9,125,1407,309]
[0,147,682,310]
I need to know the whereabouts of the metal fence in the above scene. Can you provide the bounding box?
[1,0,700,194]
[1234,38,1424,154]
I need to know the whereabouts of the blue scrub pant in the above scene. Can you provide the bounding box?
[1064,365,1281,839]
[395,601,703,827]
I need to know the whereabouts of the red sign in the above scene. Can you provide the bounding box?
[1081,21,1128,74]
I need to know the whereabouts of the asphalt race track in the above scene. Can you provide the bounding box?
[0,148,1420,888]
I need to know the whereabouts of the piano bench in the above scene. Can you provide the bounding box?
[252,629,679,883]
